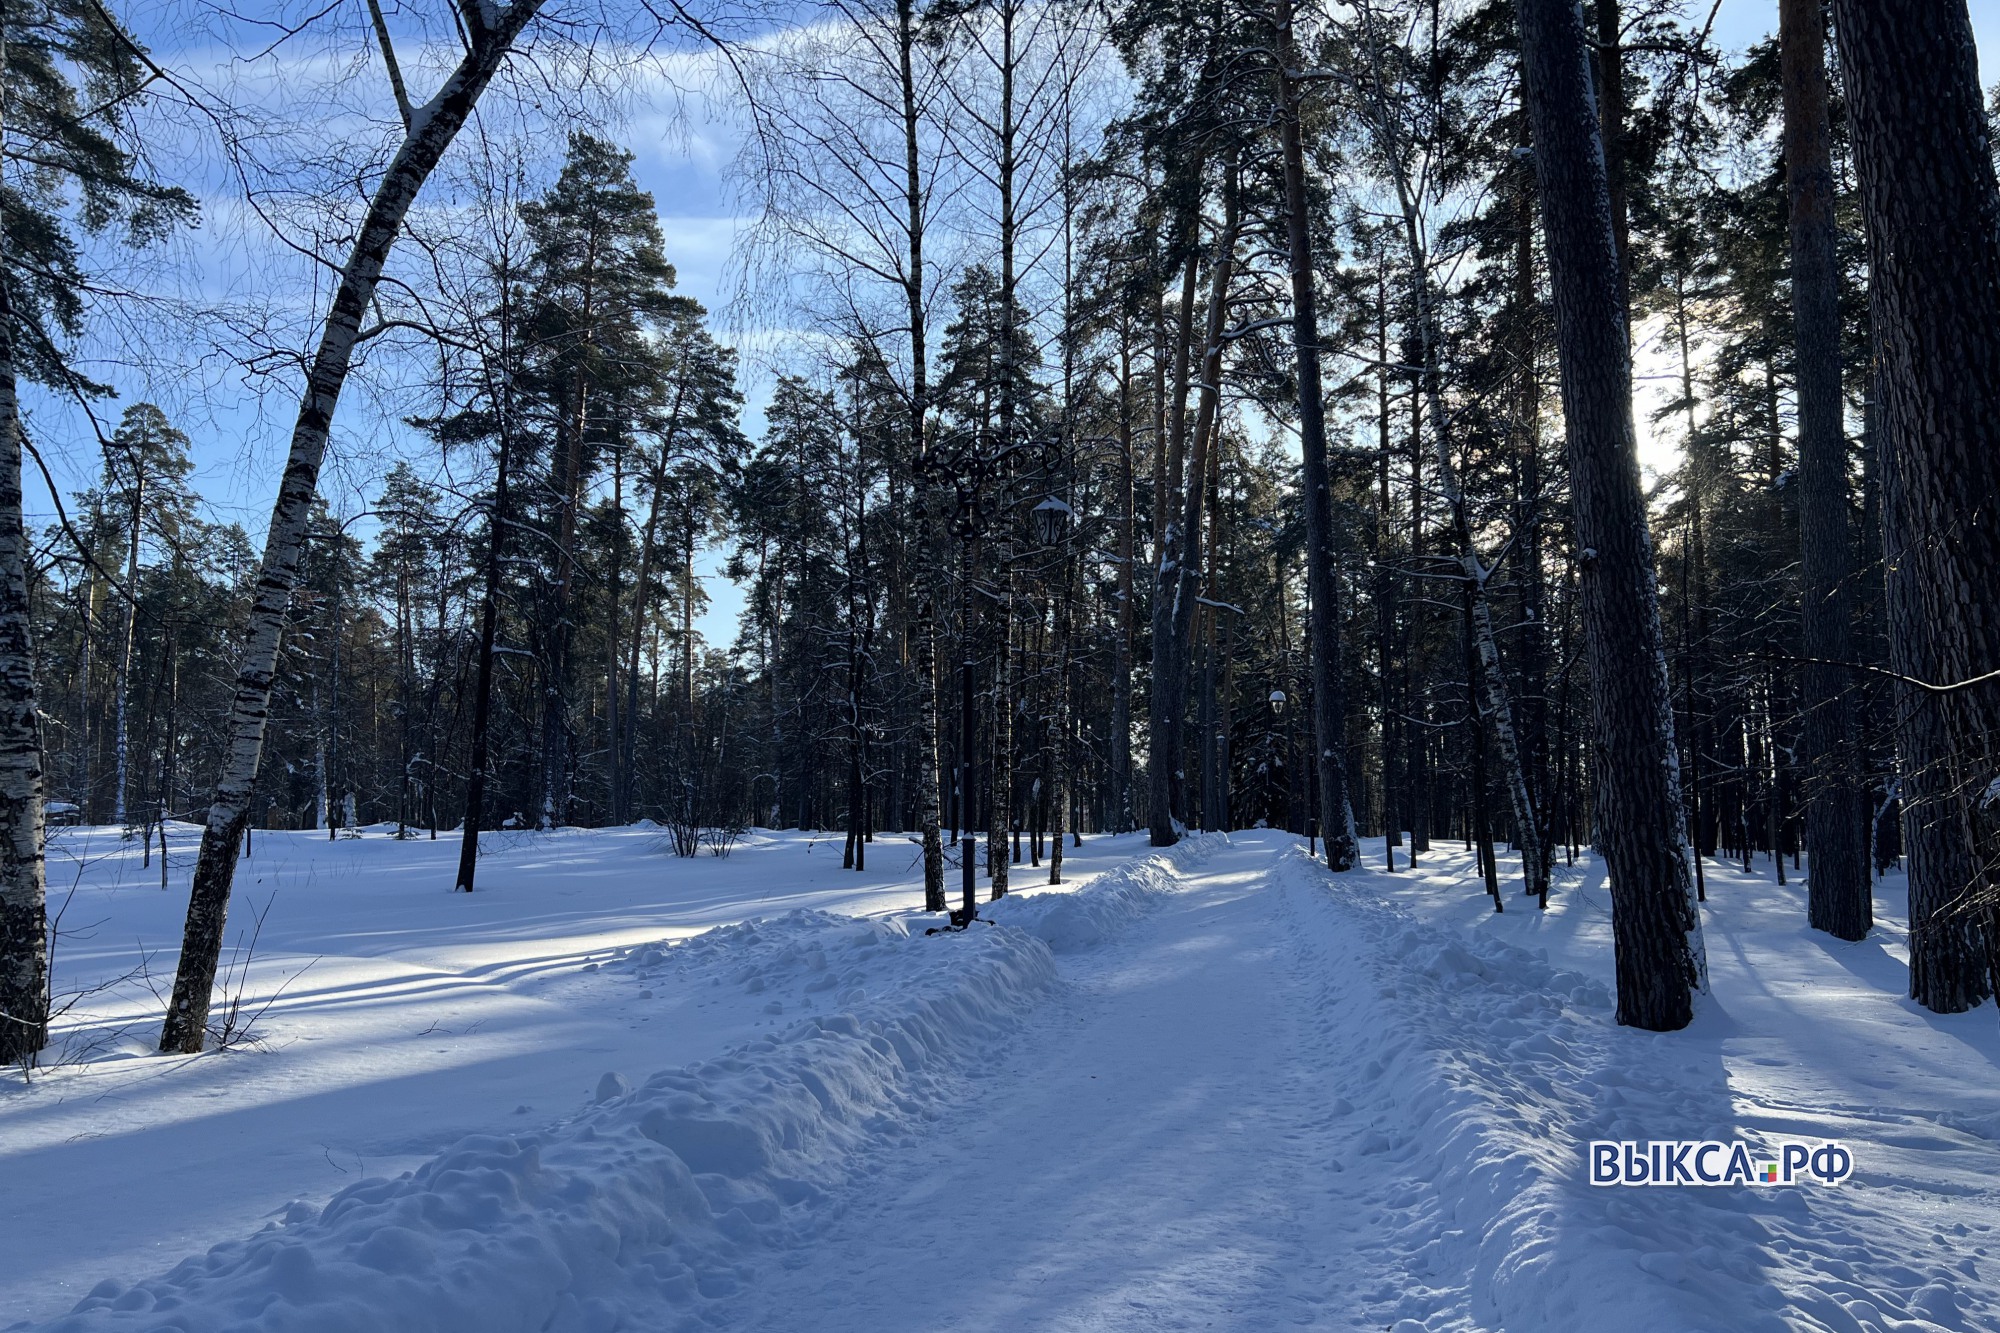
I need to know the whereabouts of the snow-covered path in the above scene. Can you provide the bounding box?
[711,829,2000,1333]
[718,834,1349,1331]
[14,827,2000,1332]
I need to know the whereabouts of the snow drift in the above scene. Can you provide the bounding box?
[15,839,1210,1333]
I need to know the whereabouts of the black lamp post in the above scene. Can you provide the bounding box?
[958,655,977,924]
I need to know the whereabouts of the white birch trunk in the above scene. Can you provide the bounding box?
[160,0,548,1052]
[0,101,49,1063]
[1355,16,1550,899]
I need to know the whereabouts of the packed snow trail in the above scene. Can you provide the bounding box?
[717,831,2000,1333]
[715,833,1353,1331]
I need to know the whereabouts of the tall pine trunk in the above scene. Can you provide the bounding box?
[1832,0,2000,1008]
[1783,0,1868,940]
[1511,138,1553,903]
[113,471,142,828]
[605,446,624,824]
[1150,173,1245,850]
[163,1,545,1052]
[1518,0,1706,1030]
[1884,434,1989,1010]
[1148,248,1200,842]
[1270,49,1360,868]
[1110,322,1136,834]
[539,347,592,830]
[1591,0,1631,305]
[1374,301,1399,869]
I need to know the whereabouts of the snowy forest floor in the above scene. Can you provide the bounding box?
[3,824,1999,1332]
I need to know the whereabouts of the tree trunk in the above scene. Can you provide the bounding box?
[626,402,686,803]
[898,0,945,908]
[1198,604,1217,830]
[1150,175,1245,848]
[1405,384,1429,860]
[162,1,545,1053]
[1050,567,1072,883]
[0,137,49,1064]
[1199,435,1224,830]
[1833,0,2000,1008]
[113,472,142,829]
[1465,594,1501,910]
[1374,275,1400,869]
[455,424,514,894]
[989,572,1014,898]
[1110,320,1137,834]
[1511,133,1553,904]
[1518,0,1707,1031]
[1593,0,1631,309]
[605,443,624,824]
[1147,249,1201,842]
[1271,49,1361,869]
[539,338,592,831]
[844,471,870,872]
[394,563,412,838]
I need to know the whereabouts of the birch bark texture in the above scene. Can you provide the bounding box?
[0,116,48,1065]
[1516,0,1706,1031]
[1831,0,2000,1007]
[161,0,548,1053]
[1351,0,1543,896]
[898,0,946,911]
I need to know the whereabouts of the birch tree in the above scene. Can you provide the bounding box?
[1344,0,1545,896]
[740,0,957,907]
[2,0,194,1065]
[161,0,553,1054]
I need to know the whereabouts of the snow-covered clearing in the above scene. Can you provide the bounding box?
[4,825,1997,1331]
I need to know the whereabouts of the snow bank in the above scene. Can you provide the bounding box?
[17,840,1205,1333]
[981,835,1210,952]
[1285,846,1995,1333]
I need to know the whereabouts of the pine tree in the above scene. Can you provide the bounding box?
[1518,0,1707,1031]
[1831,0,2000,1010]
[1779,0,1869,940]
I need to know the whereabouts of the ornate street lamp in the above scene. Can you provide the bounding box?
[1030,495,1075,548]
